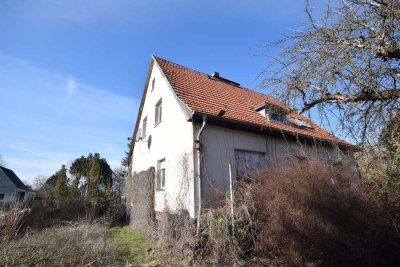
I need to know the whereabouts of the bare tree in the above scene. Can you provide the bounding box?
[260,0,400,144]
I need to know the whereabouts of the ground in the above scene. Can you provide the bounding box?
[1,223,166,266]
[107,226,163,266]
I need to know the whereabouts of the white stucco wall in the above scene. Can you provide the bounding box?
[131,61,196,217]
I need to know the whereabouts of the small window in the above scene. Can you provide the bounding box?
[270,113,286,123]
[157,159,166,190]
[0,194,4,200]
[234,150,266,179]
[142,117,147,137]
[151,77,156,91]
[155,99,162,126]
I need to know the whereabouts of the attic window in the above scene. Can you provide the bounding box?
[155,99,162,126]
[255,102,288,123]
[151,78,156,91]
[142,116,147,137]
[289,117,313,129]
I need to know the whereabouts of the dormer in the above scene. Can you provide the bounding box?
[255,102,288,123]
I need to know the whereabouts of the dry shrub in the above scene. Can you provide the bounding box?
[0,202,29,244]
[244,157,400,266]
[197,191,257,264]
[19,196,119,230]
[125,167,156,236]
[157,209,195,259]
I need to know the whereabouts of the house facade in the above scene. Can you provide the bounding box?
[130,56,355,218]
[0,166,34,204]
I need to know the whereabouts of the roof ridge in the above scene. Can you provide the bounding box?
[0,166,27,190]
[0,166,11,171]
[153,55,209,77]
[153,55,284,104]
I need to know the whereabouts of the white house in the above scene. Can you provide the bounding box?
[130,56,355,219]
[0,166,35,204]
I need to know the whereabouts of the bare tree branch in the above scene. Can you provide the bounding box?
[260,0,400,144]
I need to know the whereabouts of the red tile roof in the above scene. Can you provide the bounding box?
[154,56,353,148]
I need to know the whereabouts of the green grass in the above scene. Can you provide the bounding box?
[107,226,160,266]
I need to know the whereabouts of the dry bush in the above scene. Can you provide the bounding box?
[0,200,123,266]
[18,190,121,231]
[157,209,194,257]
[243,157,400,266]
[0,202,29,244]
[197,190,257,264]
[125,167,155,236]
[0,223,119,266]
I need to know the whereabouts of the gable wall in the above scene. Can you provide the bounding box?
[0,169,21,202]
[131,61,196,217]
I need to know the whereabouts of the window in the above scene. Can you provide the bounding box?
[269,113,286,123]
[157,159,166,190]
[255,103,288,124]
[289,117,313,129]
[234,150,266,179]
[151,77,156,91]
[155,99,162,126]
[142,117,147,137]
[0,194,4,200]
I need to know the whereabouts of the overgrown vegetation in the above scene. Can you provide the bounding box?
[0,212,161,266]
[127,157,400,266]
[0,153,134,266]
[245,158,399,266]
[1,223,119,266]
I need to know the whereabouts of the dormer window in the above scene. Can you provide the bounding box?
[269,113,286,123]
[255,102,288,123]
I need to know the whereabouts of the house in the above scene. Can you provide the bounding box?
[0,166,35,204]
[130,56,356,219]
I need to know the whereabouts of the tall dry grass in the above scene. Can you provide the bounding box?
[0,192,123,266]
[1,222,119,266]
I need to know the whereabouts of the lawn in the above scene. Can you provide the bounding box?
[107,226,161,266]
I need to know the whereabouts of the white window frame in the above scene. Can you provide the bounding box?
[151,77,156,91]
[157,158,166,190]
[142,116,147,138]
[155,99,162,126]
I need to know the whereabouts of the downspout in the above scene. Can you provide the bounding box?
[195,114,207,236]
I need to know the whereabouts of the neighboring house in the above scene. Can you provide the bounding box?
[0,166,35,203]
[130,56,356,218]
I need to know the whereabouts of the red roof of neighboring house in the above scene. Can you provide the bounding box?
[153,56,354,148]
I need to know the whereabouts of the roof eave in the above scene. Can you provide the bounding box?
[191,111,357,151]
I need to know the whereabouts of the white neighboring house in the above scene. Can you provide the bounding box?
[0,166,35,204]
[130,56,356,218]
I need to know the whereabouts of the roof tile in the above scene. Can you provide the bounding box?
[154,56,353,147]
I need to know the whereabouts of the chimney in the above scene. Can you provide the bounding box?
[209,71,240,86]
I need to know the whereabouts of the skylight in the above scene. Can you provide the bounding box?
[290,118,313,129]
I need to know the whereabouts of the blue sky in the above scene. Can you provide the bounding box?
[0,0,321,184]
